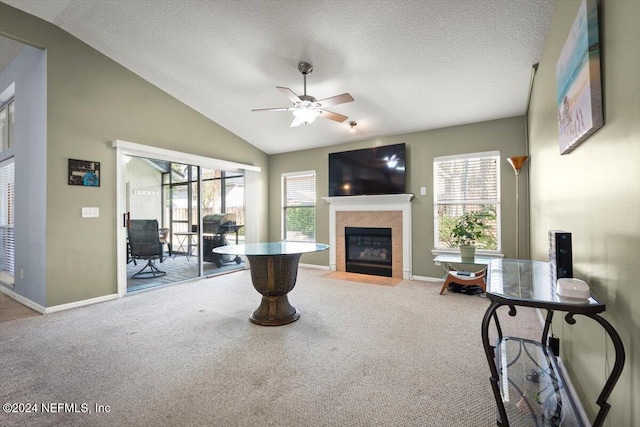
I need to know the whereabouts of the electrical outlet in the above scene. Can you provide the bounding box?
[82,207,99,218]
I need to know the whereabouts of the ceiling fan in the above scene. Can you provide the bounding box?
[252,62,354,127]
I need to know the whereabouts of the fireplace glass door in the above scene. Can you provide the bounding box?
[345,227,392,277]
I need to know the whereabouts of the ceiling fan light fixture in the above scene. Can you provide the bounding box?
[349,121,357,132]
[253,62,353,127]
[293,108,320,124]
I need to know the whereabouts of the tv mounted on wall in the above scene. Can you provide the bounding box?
[328,143,406,197]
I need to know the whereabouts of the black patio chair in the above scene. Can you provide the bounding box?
[128,219,166,279]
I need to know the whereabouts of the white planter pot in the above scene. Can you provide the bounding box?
[459,245,476,260]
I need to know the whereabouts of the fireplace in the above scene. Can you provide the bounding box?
[322,194,414,279]
[345,227,392,277]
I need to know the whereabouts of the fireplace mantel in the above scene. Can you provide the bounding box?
[322,194,414,279]
[322,193,414,207]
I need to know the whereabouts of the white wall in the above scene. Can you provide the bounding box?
[0,44,47,306]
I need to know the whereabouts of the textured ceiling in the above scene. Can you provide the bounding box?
[0,36,25,72]
[2,0,556,154]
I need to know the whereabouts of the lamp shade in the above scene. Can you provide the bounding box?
[293,108,320,124]
[507,156,528,173]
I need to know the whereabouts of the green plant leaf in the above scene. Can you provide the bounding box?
[449,209,495,248]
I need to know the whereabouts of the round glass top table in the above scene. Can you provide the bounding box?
[213,242,329,326]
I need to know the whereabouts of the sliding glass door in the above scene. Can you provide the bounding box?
[125,157,200,292]
[201,168,246,275]
[122,156,246,292]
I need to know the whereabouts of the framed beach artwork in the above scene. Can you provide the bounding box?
[556,0,603,155]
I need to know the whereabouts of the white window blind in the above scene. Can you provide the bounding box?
[282,171,316,242]
[433,151,500,251]
[0,157,15,286]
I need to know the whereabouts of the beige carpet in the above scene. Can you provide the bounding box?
[0,268,542,427]
[0,292,39,323]
[323,271,402,286]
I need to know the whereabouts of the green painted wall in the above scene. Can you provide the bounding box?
[269,116,529,278]
[0,3,269,307]
[528,0,639,424]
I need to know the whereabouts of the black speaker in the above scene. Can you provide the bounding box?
[549,231,573,285]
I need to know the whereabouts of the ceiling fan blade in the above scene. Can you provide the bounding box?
[277,87,302,104]
[318,93,354,107]
[319,109,349,123]
[251,107,292,112]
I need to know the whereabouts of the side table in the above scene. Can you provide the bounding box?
[481,259,625,427]
[213,242,329,326]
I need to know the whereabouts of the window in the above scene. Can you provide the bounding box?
[282,171,316,242]
[0,157,15,286]
[0,99,15,152]
[433,151,500,252]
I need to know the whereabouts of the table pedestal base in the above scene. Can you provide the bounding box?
[250,296,300,326]
[248,253,302,326]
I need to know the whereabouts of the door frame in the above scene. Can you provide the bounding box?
[113,139,261,297]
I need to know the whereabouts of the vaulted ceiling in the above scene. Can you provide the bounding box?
[2,0,556,154]
[0,35,24,72]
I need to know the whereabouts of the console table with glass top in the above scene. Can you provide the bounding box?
[482,259,625,427]
[433,253,495,264]
[213,242,329,326]
[433,253,495,273]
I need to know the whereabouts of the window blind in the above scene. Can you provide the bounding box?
[433,152,500,251]
[0,157,15,285]
[284,173,316,207]
[435,154,499,204]
[282,172,316,242]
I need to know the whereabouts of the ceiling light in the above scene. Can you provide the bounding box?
[349,121,357,132]
[293,108,320,124]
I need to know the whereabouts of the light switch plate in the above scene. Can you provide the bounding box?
[82,207,99,218]
[420,187,427,196]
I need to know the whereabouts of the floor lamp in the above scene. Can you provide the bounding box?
[507,156,528,259]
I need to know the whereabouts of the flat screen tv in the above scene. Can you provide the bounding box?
[328,143,406,197]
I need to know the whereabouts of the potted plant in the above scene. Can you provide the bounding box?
[450,211,490,260]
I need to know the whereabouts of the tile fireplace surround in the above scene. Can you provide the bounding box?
[322,194,414,279]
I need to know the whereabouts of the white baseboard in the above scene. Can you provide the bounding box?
[0,285,120,315]
[299,263,330,270]
[0,285,46,313]
[411,275,443,283]
[555,357,591,425]
[535,308,590,425]
[44,294,119,314]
